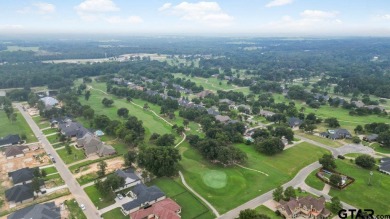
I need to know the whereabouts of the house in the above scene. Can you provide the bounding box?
[130,198,181,219]
[379,158,390,175]
[112,77,125,85]
[50,117,72,127]
[236,104,251,113]
[320,129,352,140]
[363,134,379,142]
[39,97,59,110]
[215,115,231,123]
[365,105,385,111]
[314,93,329,101]
[196,90,214,98]
[5,183,34,206]
[207,108,220,116]
[259,110,275,117]
[8,167,37,185]
[0,134,21,147]
[58,122,89,138]
[122,184,166,214]
[8,202,60,219]
[4,145,30,159]
[115,168,141,190]
[288,117,303,128]
[277,196,331,219]
[352,101,365,108]
[219,99,235,105]
[77,133,116,157]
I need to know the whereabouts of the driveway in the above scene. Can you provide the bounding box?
[98,196,133,214]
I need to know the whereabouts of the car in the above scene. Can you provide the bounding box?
[80,204,86,210]
[51,157,56,163]
[117,193,124,200]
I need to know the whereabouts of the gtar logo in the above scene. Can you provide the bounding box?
[338,209,374,219]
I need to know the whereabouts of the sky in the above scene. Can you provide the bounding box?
[1,0,390,36]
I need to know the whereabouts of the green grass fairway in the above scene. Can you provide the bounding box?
[151,177,213,219]
[304,169,325,191]
[179,142,329,213]
[57,147,86,164]
[84,185,115,209]
[329,160,390,214]
[202,170,227,189]
[102,208,127,219]
[0,111,37,143]
[255,205,280,219]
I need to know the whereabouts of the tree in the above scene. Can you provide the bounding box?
[143,103,149,110]
[354,125,363,134]
[117,108,129,118]
[10,113,17,124]
[355,154,376,169]
[102,98,114,107]
[378,131,390,148]
[97,161,107,177]
[31,177,41,193]
[329,174,342,186]
[41,169,47,178]
[283,186,296,200]
[156,134,176,146]
[124,151,137,167]
[255,137,284,155]
[82,108,95,120]
[183,119,189,128]
[84,90,91,101]
[325,117,340,128]
[138,147,181,177]
[272,186,284,202]
[176,126,185,135]
[329,197,343,213]
[94,115,111,129]
[351,136,361,144]
[33,168,41,177]
[319,154,336,170]
[237,209,270,219]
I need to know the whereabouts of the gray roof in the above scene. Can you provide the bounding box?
[380,161,390,172]
[77,133,116,156]
[0,134,21,147]
[288,117,303,127]
[207,108,220,116]
[116,168,140,181]
[215,115,231,123]
[122,184,165,211]
[59,122,88,137]
[8,167,37,184]
[8,202,60,219]
[365,134,379,141]
[5,146,29,157]
[40,97,58,109]
[5,183,34,203]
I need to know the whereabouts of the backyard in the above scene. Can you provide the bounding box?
[84,185,115,209]
[101,208,127,219]
[57,146,86,164]
[0,111,37,143]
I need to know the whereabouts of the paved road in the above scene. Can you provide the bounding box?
[16,103,100,219]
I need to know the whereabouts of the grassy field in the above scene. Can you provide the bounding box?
[68,155,119,173]
[0,111,37,143]
[65,199,87,219]
[370,142,390,154]
[47,134,60,144]
[304,169,325,191]
[43,128,57,135]
[329,160,390,214]
[173,73,236,91]
[255,205,280,219]
[296,132,343,148]
[101,208,127,219]
[151,177,213,219]
[57,147,86,164]
[179,141,329,213]
[41,166,58,174]
[84,185,115,209]
[32,116,51,129]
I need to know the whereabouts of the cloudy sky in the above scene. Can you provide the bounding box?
[1,0,390,36]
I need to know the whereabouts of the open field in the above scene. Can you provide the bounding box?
[84,185,115,209]
[369,142,390,154]
[304,169,325,191]
[151,177,213,219]
[0,111,37,143]
[255,205,280,219]
[173,73,237,91]
[101,208,127,219]
[179,141,329,213]
[57,147,86,164]
[329,160,390,214]
[32,116,51,129]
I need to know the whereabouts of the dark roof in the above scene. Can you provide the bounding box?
[365,134,379,141]
[0,134,21,147]
[380,158,390,163]
[58,122,88,137]
[207,108,220,116]
[122,184,165,211]
[116,168,140,181]
[8,167,37,184]
[379,161,390,172]
[5,146,29,157]
[288,117,303,127]
[5,183,34,203]
[8,202,60,219]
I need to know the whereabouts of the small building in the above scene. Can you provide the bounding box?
[352,101,365,108]
[320,129,352,140]
[0,134,21,148]
[39,97,59,110]
[215,115,231,123]
[129,198,181,219]
[259,110,275,117]
[196,90,214,98]
[363,134,379,142]
[365,105,385,111]
[5,183,34,206]
[8,167,37,185]
[7,202,61,219]
[277,196,331,219]
[94,130,105,137]
[115,168,141,190]
[379,158,390,175]
[288,117,303,128]
[122,184,166,214]
[207,108,219,116]
[4,145,30,159]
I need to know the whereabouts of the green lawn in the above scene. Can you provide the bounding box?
[65,199,87,219]
[0,111,37,143]
[296,132,343,148]
[32,116,51,129]
[84,185,115,209]
[76,172,99,185]
[46,134,60,144]
[42,128,57,135]
[179,141,329,213]
[101,208,127,219]
[68,155,118,173]
[52,142,66,149]
[41,166,58,174]
[255,205,280,219]
[370,142,390,154]
[329,160,390,214]
[150,177,213,219]
[344,153,364,158]
[57,147,86,164]
[304,169,325,191]
[44,173,61,180]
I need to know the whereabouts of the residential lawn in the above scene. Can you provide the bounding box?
[296,132,343,148]
[344,153,364,158]
[68,155,118,173]
[329,160,390,214]
[52,142,66,149]
[42,128,57,135]
[0,111,37,143]
[44,173,61,180]
[370,142,390,154]
[57,147,86,164]
[65,199,87,219]
[305,169,325,191]
[150,177,213,219]
[178,141,329,213]
[101,208,127,219]
[46,134,60,144]
[32,116,50,129]
[76,172,98,185]
[255,205,280,219]
[84,185,115,209]
[41,166,57,174]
